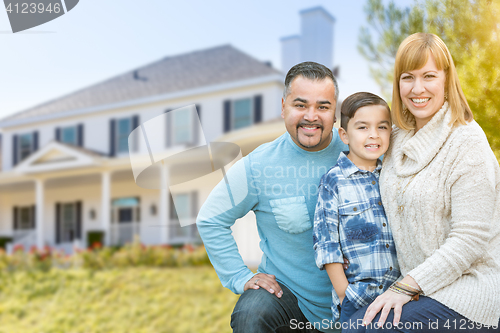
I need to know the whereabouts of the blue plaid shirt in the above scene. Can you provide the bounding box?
[313,152,400,321]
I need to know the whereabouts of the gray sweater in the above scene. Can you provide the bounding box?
[380,102,500,326]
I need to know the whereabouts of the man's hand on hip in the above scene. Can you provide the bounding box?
[244,273,283,298]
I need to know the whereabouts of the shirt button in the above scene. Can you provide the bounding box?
[383,223,387,227]
[379,285,383,289]
[378,201,382,205]
[372,181,376,185]
[398,205,404,212]
[390,267,393,271]
[386,244,389,248]
[353,207,357,212]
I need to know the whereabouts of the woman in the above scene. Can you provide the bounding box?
[345,33,500,332]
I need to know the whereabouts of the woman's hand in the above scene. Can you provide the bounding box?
[363,276,421,327]
[363,289,411,328]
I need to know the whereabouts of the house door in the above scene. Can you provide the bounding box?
[118,207,133,224]
[56,201,82,244]
[111,197,140,245]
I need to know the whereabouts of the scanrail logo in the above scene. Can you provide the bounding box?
[3,0,79,33]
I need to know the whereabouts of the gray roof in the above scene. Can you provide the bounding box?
[2,45,281,123]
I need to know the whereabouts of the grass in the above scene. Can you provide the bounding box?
[0,266,238,333]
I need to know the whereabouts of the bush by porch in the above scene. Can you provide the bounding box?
[0,238,210,272]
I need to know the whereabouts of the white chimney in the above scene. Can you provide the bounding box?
[280,7,335,74]
[280,35,301,76]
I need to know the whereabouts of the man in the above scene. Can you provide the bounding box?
[197,62,348,333]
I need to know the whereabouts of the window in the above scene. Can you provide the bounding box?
[13,131,38,166]
[116,118,131,153]
[61,203,77,243]
[173,193,191,220]
[15,206,34,230]
[172,111,192,145]
[165,106,199,147]
[55,124,83,147]
[223,95,261,133]
[61,126,77,145]
[19,133,33,161]
[170,192,199,242]
[110,116,138,156]
[233,98,252,130]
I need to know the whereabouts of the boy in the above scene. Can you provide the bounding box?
[312,92,401,325]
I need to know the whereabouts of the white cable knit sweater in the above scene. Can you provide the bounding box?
[380,102,500,326]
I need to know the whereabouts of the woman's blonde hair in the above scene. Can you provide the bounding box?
[392,33,473,130]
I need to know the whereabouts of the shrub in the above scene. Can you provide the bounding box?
[0,238,210,273]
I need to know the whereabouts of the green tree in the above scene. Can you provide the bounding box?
[358,0,500,160]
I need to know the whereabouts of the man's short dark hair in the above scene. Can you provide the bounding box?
[340,92,390,130]
[283,62,339,103]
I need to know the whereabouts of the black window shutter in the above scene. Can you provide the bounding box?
[31,205,36,229]
[191,191,198,218]
[55,203,61,243]
[77,124,84,147]
[33,131,39,151]
[55,128,61,142]
[13,206,18,230]
[76,201,82,239]
[109,119,116,157]
[223,100,231,133]
[132,115,139,130]
[254,95,262,124]
[12,135,18,166]
[165,109,172,147]
[131,115,139,152]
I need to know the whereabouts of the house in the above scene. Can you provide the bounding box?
[0,45,284,258]
[0,6,337,265]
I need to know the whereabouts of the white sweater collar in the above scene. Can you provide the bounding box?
[393,102,454,176]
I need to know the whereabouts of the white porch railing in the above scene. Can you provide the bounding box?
[167,219,200,245]
[53,239,83,254]
[6,229,37,253]
[110,222,141,246]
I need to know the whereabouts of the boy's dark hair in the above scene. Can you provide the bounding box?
[340,92,390,130]
[283,62,339,103]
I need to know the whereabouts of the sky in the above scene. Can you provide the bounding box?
[0,0,414,121]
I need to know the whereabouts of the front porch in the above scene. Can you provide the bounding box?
[0,174,201,252]
[0,141,201,252]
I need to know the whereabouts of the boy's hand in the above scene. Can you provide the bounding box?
[244,273,283,298]
[343,257,349,270]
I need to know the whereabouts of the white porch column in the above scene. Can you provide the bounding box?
[159,163,170,244]
[35,179,44,249]
[101,171,111,246]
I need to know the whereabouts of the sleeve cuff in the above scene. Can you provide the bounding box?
[314,241,343,270]
[234,270,257,295]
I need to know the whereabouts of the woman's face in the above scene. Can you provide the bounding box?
[399,54,446,131]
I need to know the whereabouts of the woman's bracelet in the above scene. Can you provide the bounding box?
[389,285,413,296]
[397,282,421,294]
[389,282,422,301]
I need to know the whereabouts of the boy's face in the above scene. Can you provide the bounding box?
[339,105,391,170]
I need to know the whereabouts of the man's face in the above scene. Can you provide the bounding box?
[281,76,336,152]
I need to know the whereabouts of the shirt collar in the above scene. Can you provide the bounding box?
[337,151,382,178]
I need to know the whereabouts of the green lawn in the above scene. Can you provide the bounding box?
[0,267,238,333]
